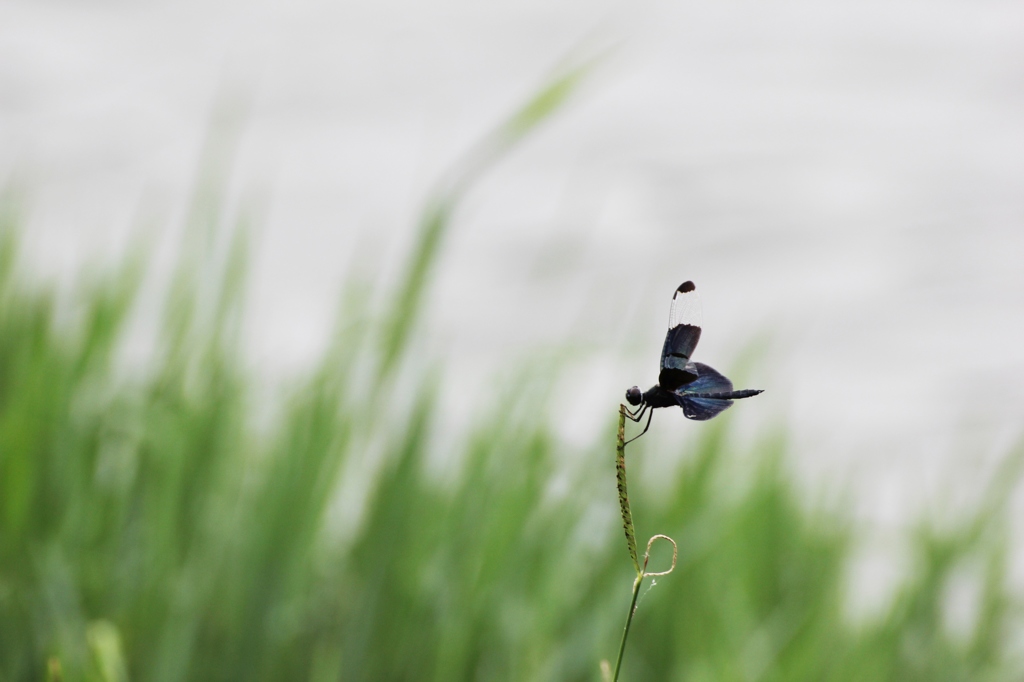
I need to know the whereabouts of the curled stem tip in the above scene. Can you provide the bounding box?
[642,534,677,577]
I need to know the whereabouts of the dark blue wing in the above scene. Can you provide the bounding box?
[675,362,733,393]
[674,362,734,421]
[679,395,733,420]
[659,325,701,389]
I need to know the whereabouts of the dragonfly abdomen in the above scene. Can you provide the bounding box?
[683,389,763,400]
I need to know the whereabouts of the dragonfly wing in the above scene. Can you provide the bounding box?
[679,395,733,420]
[667,281,702,330]
[675,362,736,421]
[658,282,703,390]
[678,362,733,393]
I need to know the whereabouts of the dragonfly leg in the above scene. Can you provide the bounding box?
[624,407,653,446]
[624,403,647,422]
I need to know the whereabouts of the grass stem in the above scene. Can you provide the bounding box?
[612,572,645,682]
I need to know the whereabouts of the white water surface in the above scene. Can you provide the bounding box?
[2,0,1023,530]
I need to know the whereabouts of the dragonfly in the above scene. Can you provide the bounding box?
[624,281,762,444]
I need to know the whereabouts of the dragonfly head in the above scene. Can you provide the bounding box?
[625,386,642,406]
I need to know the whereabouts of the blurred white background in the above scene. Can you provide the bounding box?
[2,0,1023,526]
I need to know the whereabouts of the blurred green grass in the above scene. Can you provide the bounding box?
[2,72,1023,681]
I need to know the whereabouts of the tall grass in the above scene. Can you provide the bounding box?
[1,71,1022,681]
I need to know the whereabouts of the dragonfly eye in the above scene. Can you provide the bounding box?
[625,386,642,406]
